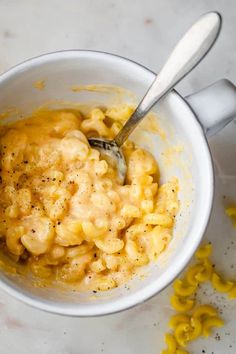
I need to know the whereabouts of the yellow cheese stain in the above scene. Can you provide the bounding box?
[33,80,45,90]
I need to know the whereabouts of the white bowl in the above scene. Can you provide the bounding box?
[0,50,235,316]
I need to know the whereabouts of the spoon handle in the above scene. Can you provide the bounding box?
[114,11,222,147]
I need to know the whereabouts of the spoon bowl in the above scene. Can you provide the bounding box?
[88,137,127,183]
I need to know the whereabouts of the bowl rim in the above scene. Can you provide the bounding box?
[0,49,214,317]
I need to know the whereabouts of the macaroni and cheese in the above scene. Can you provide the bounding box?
[0,105,179,290]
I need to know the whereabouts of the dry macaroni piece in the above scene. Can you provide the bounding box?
[228,285,236,299]
[225,205,236,228]
[211,272,234,293]
[162,333,177,354]
[0,106,179,290]
[173,279,197,297]
[170,295,195,313]
[194,243,212,260]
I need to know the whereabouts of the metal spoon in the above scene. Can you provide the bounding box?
[89,12,222,183]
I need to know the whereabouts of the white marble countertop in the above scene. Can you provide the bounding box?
[0,1,236,353]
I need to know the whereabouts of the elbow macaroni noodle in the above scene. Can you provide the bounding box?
[0,106,179,290]
[168,314,190,329]
[195,243,212,259]
[228,285,236,299]
[202,316,224,338]
[170,295,195,313]
[211,272,234,293]
[192,305,217,320]
[173,279,197,297]
[162,333,177,354]
[225,205,236,228]
[194,259,213,283]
